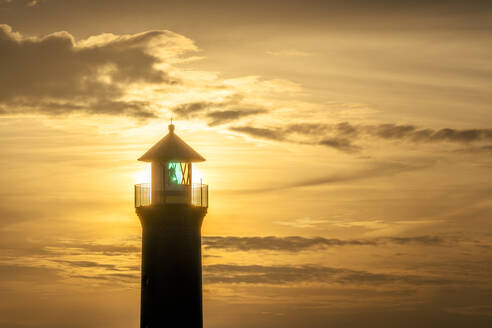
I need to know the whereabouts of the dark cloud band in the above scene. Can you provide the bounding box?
[202,235,445,252]
[0,25,189,118]
[204,264,455,286]
[231,122,492,152]
[172,99,266,127]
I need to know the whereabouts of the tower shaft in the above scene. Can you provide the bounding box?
[137,204,206,328]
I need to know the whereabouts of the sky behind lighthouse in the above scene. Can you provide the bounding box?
[1,1,492,327]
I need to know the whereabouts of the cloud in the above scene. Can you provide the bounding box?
[235,161,431,193]
[0,236,141,263]
[447,305,492,317]
[202,235,445,252]
[0,264,60,282]
[53,242,140,256]
[0,0,38,7]
[275,217,327,228]
[231,122,492,152]
[52,260,125,271]
[231,126,286,140]
[70,272,139,282]
[8,99,156,118]
[266,49,313,57]
[291,161,425,188]
[385,235,444,245]
[364,124,492,143]
[173,101,214,117]
[207,109,266,126]
[171,97,266,126]
[319,137,360,153]
[0,234,445,267]
[204,264,454,286]
[454,144,492,154]
[0,24,196,118]
[203,236,375,251]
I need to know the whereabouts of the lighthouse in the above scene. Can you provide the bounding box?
[134,123,208,328]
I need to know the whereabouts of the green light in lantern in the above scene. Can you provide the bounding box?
[168,162,182,184]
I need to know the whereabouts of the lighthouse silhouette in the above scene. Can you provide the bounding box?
[134,123,208,328]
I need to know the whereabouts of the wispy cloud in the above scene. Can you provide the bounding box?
[48,242,140,256]
[231,122,492,153]
[204,264,455,286]
[233,161,432,193]
[202,235,446,252]
[171,97,267,127]
[52,260,134,272]
[0,0,41,7]
[275,217,327,228]
[266,49,313,57]
[0,263,60,282]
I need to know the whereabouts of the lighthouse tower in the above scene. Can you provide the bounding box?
[134,123,208,328]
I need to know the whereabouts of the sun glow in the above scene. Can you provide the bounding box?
[192,165,205,184]
[133,164,151,184]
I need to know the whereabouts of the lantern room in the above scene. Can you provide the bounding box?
[134,124,208,208]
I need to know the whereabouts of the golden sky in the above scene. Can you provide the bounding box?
[1,1,492,327]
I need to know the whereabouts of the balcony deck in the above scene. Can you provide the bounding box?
[134,183,208,208]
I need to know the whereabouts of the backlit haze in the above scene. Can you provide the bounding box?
[1,1,492,327]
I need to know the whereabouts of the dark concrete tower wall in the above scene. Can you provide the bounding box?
[137,204,207,328]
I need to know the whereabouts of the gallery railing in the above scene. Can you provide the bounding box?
[134,183,208,208]
[191,183,208,208]
[134,183,151,208]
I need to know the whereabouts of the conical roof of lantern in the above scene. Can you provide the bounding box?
[138,124,206,163]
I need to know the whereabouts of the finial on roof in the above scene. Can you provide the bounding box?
[168,115,175,133]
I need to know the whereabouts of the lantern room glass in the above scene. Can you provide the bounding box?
[168,162,182,184]
[167,161,191,185]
